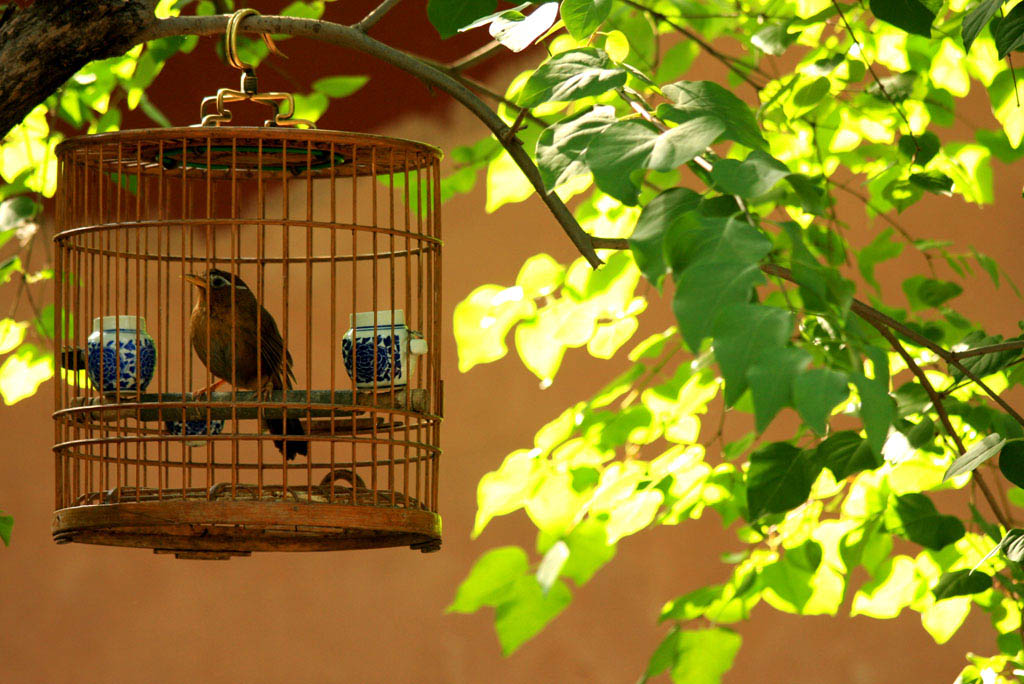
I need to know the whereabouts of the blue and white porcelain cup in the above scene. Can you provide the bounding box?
[164,418,225,447]
[341,309,427,389]
[87,315,157,392]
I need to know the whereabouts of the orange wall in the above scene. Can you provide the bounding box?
[2,4,1023,682]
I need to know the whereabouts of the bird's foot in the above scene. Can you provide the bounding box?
[192,379,226,399]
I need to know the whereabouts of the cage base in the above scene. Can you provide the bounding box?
[52,500,441,559]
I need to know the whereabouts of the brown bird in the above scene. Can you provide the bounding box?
[184,268,308,460]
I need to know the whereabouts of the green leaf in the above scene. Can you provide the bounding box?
[851,348,895,457]
[746,441,822,520]
[713,304,792,406]
[792,76,831,108]
[0,195,37,229]
[858,229,904,292]
[494,576,572,654]
[932,569,993,600]
[291,92,329,122]
[995,1,1024,58]
[474,449,539,536]
[561,519,616,584]
[644,627,680,681]
[561,0,612,39]
[950,331,1023,382]
[909,171,954,195]
[673,263,764,353]
[585,118,726,204]
[793,368,850,435]
[0,318,28,354]
[427,0,497,38]
[311,75,368,98]
[0,344,53,404]
[710,150,791,198]
[851,556,920,618]
[516,253,565,299]
[517,48,627,107]
[650,116,728,169]
[884,493,965,550]
[628,188,702,288]
[0,512,10,546]
[660,585,726,622]
[852,374,895,458]
[448,546,529,612]
[751,22,797,56]
[943,433,1005,481]
[453,284,534,372]
[280,0,325,19]
[1000,441,1024,488]
[868,0,935,37]
[583,119,659,204]
[33,304,56,340]
[898,132,941,166]
[817,431,879,480]
[786,174,829,215]
[670,628,742,684]
[747,347,812,432]
[761,540,844,615]
[658,81,767,151]
[963,0,1002,51]
[998,528,1024,561]
[0,256,22,284]
[536,106,616,190]
[666,215,772,274]
[902,275,963,310]
[487,3,559,52]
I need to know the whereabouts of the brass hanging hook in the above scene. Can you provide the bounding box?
[224,8,287,74]
[195,8,313,128]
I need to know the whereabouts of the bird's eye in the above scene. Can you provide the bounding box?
[210,275,228,288]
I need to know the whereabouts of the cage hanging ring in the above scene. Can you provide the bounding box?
[225,9,285,72]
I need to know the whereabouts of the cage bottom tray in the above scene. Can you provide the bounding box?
[52,486,441,559]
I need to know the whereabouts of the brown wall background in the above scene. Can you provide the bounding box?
[2,3,1023,682]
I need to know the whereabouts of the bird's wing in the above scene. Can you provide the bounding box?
[258,308,289,389]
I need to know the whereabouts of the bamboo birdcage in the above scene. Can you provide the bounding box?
[50,55,443,559]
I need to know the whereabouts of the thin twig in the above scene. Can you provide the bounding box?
[952,340,1024,360]
[830,178,937,276]
[878,325,1011,529]
[354,0,402,32]
[618,0,767,91]
[449,40,505,72]
[830,0,916,149]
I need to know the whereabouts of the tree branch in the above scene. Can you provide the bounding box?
[141,14,603,267]
[759,264,1024,429]
[0,0,157,137]
[354,0,403,33]
[877,325,1012,529]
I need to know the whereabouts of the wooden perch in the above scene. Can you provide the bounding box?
[68,389,429,422]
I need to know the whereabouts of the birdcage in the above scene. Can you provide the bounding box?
[50,16,442,559]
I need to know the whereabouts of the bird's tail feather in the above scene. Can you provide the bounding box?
[265,415,308,460]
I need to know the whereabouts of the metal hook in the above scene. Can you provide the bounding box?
[224,8,287,75]
[194,9,312,128]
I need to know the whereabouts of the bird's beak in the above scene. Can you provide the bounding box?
[182,273,207,289]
